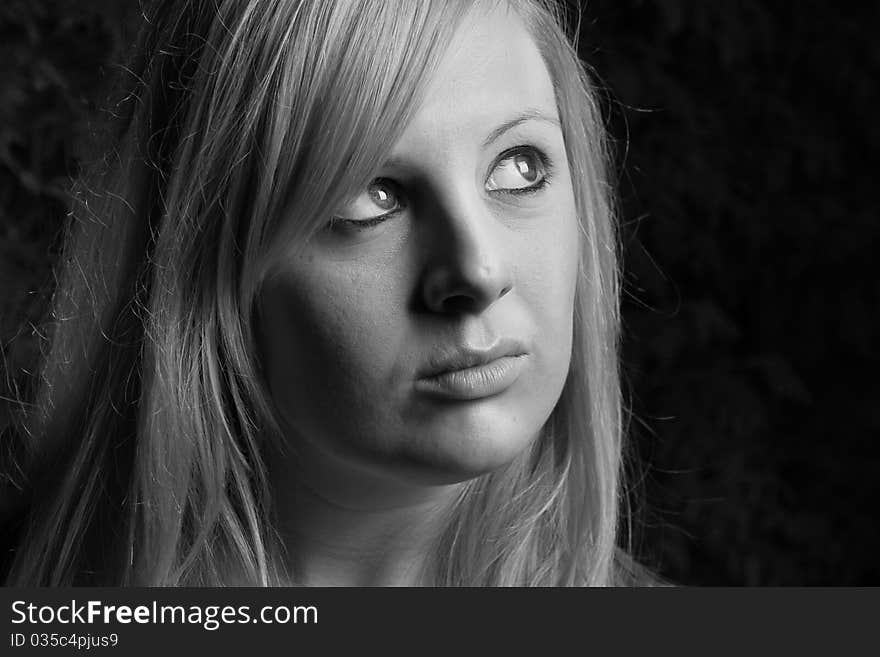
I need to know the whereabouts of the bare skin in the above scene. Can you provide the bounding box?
[261,5,579,586]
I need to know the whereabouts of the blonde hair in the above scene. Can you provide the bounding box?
[4,0,642,586]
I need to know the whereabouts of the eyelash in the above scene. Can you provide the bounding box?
[490,146,553,197]
[327,184,406,232]
[328,145,553,231]
[329,205,402,230]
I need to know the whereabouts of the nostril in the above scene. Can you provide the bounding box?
[440,294,483,314]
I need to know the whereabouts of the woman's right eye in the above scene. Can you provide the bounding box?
[329,178,406,230]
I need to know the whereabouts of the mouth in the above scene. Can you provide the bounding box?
[414,339,528,401]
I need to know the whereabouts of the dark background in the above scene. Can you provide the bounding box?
[1,0,877,584]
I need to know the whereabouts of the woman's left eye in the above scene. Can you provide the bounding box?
[485,147,550,194]
[329,178,406,230]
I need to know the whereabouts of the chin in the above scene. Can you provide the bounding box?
[389,421,545,486]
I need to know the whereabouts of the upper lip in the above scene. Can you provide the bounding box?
[418,338,528,378]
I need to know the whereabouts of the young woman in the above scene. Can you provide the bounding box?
[2,0,651,586]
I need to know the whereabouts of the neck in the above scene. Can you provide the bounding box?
[270,450,465,587]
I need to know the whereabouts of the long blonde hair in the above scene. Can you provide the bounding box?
[4,0,637,586]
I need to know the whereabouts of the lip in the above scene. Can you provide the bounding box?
[414,339,528,401]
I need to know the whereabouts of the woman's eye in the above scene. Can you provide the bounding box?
[485,148,549,194]
[330,178,405,229]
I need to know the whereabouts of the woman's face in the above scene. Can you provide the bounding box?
[258,7,580,488]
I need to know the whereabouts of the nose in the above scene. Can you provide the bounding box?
[419,197,513,314]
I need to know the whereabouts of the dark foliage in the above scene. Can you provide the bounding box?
[0,0,876,584]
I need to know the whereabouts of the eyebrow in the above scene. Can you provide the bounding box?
[380,109,562,172]
[481,108,561,148]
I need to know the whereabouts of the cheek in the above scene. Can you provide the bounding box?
[518,192,580,341]
[256,263,404,447]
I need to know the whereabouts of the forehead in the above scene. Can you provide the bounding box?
[397,5,558,147]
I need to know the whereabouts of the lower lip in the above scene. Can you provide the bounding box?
[414,355,525,401]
